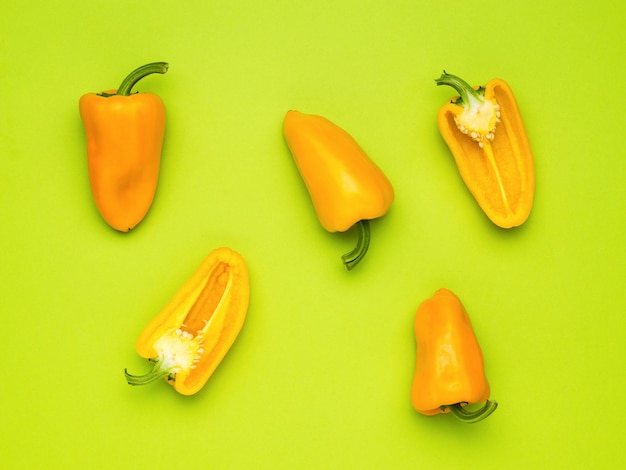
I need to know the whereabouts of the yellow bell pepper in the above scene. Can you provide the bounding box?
[124,247,249,396]
[411,288,497,423]
[283,110,394,270]
[436,72,535,228]
[79,62,168,232]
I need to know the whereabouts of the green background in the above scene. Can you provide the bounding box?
[1,0,624,468]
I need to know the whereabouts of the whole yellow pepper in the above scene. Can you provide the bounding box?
[283,110,394,270]
[79,62,168,232]
[411,288,497,423]
[436,72,535,228]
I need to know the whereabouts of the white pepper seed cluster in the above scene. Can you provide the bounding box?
[454,103,501,148]
[153,327,206,374]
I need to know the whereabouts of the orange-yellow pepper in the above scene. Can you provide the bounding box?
[411,288,497,423]
[79,62,168,232]
[436,72,535,228]
[124,247,250,396]
[283,110,394,270]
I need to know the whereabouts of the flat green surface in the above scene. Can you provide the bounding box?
[1,1,625,468]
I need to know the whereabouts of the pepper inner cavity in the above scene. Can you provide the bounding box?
[181,262,231,337]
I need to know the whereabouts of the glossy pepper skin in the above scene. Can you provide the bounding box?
[124,247,250,395]
[283,110,394,270]
[411,289,497,423]
[79,62,168,232]
[436,72,535,228]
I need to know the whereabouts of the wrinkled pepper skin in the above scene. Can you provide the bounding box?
[79,63,168,231]
[125,247,250,395]
[436,72,535,228]
[411,289,495,421]
[283,110,394,233]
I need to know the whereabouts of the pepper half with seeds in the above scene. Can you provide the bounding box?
[124,247,249,395]
[436,71,535,228]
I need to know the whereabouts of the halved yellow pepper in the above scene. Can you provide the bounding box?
[436,72,535,228]
[124,247,249,395]
[283,110,394,270]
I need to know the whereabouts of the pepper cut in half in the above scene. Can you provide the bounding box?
[436,71,535,228]
[283,110,394,270]
[79,62,168,231]
[411,288,497,423]
[124,247,250,395]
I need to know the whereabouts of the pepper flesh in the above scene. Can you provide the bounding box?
[436,72,535,228]
[411,288,497,423]
[124,247,250,395]
[79,62,168,231]
[283,110,394,270]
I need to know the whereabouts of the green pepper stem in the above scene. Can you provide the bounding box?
[341,219,371,271]
[116,62,169,96]
[124,359,172,386]
[435,71,484,108]
[446,400,498,423]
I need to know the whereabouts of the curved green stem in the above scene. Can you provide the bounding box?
[341,219,371,271]
[446,400,498,423]
[124,359,172,386]
[435,71,484,108]
[117,62,169,96]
